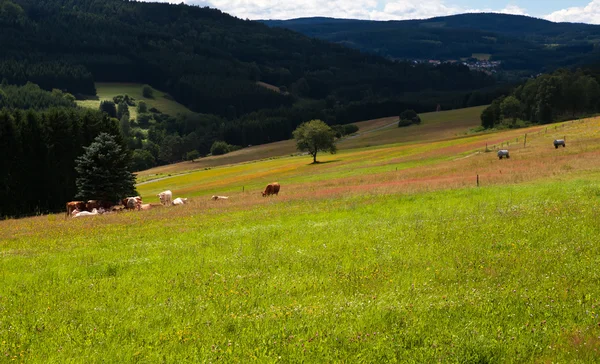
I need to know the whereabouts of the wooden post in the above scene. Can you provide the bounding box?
[477,174,479,187]
[243,186,245,192]
[524,134,527,148]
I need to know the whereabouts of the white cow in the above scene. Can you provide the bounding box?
[73,208,99,218]
[157,190,173,206]
[172,197,188,205]
[211,195,229,200]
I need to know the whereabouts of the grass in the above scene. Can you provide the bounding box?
[77,83,194,119]
[136,105,486,181]
[2,115,600,362]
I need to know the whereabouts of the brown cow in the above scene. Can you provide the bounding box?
[66,201,86,218]
[262,182,281,197]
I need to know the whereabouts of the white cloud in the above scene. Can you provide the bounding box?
[544,0,600,24]
[143,0,529,20]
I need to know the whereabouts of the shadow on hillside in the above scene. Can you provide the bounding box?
[309,160,341,165]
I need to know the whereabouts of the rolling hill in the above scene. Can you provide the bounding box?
[3,110,600,361]
[263,13,600,74]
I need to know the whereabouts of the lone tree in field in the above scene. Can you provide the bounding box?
[75,133,137,202]
[293,119,337,164]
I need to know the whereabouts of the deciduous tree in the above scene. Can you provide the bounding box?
[292,119,337,164]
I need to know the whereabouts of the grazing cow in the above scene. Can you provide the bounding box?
[262,182,281,197]
[497,150,510,160]
[157,190,173,206]
[66,201,86,219]
[211,195,229,200]
[554,139,566,149]
[73,208,99,218]
[172,197,188,205]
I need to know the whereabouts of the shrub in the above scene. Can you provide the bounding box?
[99,100,117,118]
[210,140,234,156]
[137,113,153,128]
[398,109,421,127]
[142,85,154,98]
[113,94,136,106]
[185,150,200,161]
[137,101,147,113]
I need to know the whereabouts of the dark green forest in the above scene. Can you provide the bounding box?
[0,84,123,217]
[263,14,600,74]
[481,69,600,128]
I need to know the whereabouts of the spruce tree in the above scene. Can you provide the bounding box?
[75,133,137,202]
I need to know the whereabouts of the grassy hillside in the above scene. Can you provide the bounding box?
[136,106,486,181]
[2,115,600,361]
[77,83,194,120]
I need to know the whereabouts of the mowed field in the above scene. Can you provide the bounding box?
[77,83,194,120]
[2,114,600,362]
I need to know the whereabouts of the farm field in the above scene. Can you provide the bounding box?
[2,115,600,362]
[77,83,194,120]
[136,106,486,182]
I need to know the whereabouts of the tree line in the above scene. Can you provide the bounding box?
[481,68,600,128]
[0,83,123,217]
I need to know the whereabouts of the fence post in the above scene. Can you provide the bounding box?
[524,134,527,148]
[477,174,479,187]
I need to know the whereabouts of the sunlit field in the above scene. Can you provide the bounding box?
[2,115,600,362]
[136,106,486,181]
[77,82,194,120]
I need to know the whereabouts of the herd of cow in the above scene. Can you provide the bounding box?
[65,182,281,218]
[497,139,566,160]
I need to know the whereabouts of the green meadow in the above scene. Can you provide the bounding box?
[77,83,194,120]
[2,113,600,362]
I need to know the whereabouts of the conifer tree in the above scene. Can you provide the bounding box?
[75,133,137,202]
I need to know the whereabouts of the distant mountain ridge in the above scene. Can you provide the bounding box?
[263,13,600,74]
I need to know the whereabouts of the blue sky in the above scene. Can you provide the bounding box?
[152,1,600,24]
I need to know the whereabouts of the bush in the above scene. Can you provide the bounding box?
[185,150,200,161]
[331,124,359,138]
[99,100,117,118]
[113,94,136,106]
[142,85,154,98]
[398,109,421,127]
[343,124,359,135]
[137,101,147,113]
[137,113,153,128]
[210,140,234,156]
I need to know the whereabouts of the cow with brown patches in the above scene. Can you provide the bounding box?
[121,196,143,210]
[262,182,281,197]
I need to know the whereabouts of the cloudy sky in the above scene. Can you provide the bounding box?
[147,0,600,23]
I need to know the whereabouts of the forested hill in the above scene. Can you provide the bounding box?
[263,14,600,74]
[0,0,495,120]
